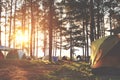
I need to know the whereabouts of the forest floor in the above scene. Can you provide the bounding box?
[0,59,96,80]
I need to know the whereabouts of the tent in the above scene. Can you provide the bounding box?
[0,46,13,51]
[0,46,15,60]
[90,34,120,75]
[6,49,26,60]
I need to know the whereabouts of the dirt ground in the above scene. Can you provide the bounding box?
[0,59,60,80]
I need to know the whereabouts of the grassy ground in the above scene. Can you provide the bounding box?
[0,59,96,80]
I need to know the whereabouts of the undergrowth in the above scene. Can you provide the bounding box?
[47,61,96,80]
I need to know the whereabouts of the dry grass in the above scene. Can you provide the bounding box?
[0,59,95,80]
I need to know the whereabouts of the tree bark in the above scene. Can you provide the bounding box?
[90,0,95,42]
[48,0,54,62]
[30,0,34,57]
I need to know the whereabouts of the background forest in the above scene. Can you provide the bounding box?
[0,0,120,62]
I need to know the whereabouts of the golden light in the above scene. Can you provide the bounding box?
[16,30,29,45]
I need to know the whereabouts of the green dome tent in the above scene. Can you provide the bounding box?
[90,35,120,75]
[6,49,26,60]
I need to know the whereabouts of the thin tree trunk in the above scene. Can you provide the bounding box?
[13,0,17,48]
[109,9,112,35]
[85,18,89,62]
[53,30,55,56]
[0,0,2,46]
[55,30,57,56]
[59,7,63,59]
[96,1,100,39]
[43,30,47,56]
[4,3,8,57]
[60,28,62,59]
[36,7,39,58]
[70,27,73,61]
[36,25,38,58]
[5,4,7,47]
[9,0,13,47]
[30,0,34,57]
[82,9,85,61]
[33,25,35,58]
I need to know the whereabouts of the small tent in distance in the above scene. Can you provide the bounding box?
[0,46,13,60]
[90,34,120,75]
[6,49,26,60]
[0,46,26,60]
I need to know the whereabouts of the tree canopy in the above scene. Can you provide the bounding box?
[0,0,120,61]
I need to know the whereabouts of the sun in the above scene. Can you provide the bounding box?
[15,30,29,45]
[15,28,45,57]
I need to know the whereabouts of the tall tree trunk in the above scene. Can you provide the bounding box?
[90,0,95,42]
[96,1,100,39]
[32,3,35,57]
[48,0,54,62]
[59,7,63,59]
[36,6,39,58]
[85,11,89,62]
[82,20,85,61]
[30,0,34,57]
[13,0,17,48]
[5,4,8,47]
[9,0,13,47]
